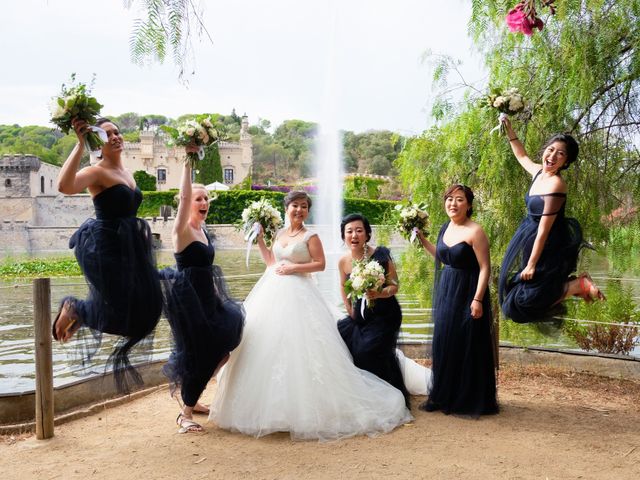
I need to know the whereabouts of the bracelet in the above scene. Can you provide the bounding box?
[508,137,519,142]
[472,298,482,303]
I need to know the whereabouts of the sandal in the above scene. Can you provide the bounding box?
[577,274,606,302]
[176,413,203,434]
[52,297,81,342]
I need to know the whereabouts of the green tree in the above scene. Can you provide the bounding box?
[133,170,157,191]
[195,144,223,185]
[397,0,640,257]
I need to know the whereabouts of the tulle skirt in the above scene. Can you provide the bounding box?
[68,216,162,392]
[338,296,410,404]
[160,264,244,407]
[499,215,583,323]
[210,268,412,441]
[423,265,498,416]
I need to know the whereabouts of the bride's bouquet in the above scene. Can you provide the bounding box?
[49,74,105,152]
[160,115,222,167]
[344,258,386,310]
[239,198,283,267]
[394,202,429,244]
[486,87,526,134]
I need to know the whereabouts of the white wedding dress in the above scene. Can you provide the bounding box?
[210,230,412,441]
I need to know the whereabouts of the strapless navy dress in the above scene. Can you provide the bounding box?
[338,246,410,405]
[499,171,583,323]
[160,230,244,407]
[68,184,163,391]
[420,223,498,416]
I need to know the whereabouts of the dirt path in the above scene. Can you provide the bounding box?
[2,363,639,480]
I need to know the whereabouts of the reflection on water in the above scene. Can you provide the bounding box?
[0,249,433,394]
[2,248,638,395]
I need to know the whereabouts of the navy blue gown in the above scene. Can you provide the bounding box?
[499,171,583,323]
[161,230,244,407]
[68,184,163,391]
[420,223,498,416]
[338,246,410,406]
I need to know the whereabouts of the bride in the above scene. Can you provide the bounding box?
[210,191,412,441]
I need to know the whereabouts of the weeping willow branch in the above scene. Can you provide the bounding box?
[124,0,213,79]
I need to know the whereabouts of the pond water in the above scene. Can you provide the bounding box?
[0,249,638,395]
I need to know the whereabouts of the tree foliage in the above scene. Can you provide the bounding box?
[397,0,640,258]
[196,144,223,185]
[125,0,213,79]
[133,169,157,191]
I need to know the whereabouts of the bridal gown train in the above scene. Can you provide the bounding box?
[210,230,412,441]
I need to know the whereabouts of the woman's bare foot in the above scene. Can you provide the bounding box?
[576,273,606,302]
[52,298,80,342]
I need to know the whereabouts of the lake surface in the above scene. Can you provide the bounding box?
[0,249,637,395]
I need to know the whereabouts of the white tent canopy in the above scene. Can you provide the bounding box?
[205,181,230,191]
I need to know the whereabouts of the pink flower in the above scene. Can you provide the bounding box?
[506,3,544,36]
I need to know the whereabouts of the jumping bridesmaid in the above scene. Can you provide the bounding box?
[54,117,163,391]
[498,118,605,324]
[161,159,244,433]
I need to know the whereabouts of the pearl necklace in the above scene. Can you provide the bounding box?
[287,226,304,237]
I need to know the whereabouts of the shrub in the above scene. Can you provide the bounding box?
[139,190,178,217]
[563,279,640,355]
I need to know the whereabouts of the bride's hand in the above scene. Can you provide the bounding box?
[275,262,295,275]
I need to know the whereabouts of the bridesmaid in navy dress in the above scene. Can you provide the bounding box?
[161,159,244,433]
[417,185,498,416]
[337,214,410,406]
[53,118,163,392]
[498,118,605,324]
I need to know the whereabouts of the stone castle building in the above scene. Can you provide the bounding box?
[122,115,253,190]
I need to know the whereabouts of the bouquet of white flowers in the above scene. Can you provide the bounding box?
[344,258,386,310]
[486,87,526,134]
[239,198,283,267]
[49,74,105,152]
[394,202,429,244]
[161,115,223,167]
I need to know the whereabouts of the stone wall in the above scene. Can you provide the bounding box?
[0,154,39,197]
[33,195,94,227]
[29,161,60,197]
[0,197,32,222]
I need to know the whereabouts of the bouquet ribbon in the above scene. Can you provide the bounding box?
[410,227,419,244]
[490,112,508,134]
[360,294,368,318]
[244,222,261,268]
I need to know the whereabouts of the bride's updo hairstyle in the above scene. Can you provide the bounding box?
[284,190,312,209]
[444,184,475,218]
[540,133,579,170]
[340,213,372,242]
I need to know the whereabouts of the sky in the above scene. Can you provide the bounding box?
[1,0,486,135]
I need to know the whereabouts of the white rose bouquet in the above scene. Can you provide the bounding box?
[394,202,429,244]
[344,258,386,309]
[239,198,283,247]
[49,74,104,152]
[486,87,526,134]
[161,115,223,167]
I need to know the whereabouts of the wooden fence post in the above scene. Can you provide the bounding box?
[34,278,54,439]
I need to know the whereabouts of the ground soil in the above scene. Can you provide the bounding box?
[1,362,639,480]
